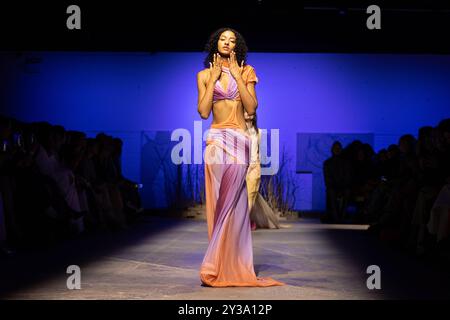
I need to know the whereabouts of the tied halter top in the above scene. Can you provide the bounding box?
[213,67,240,104]
[211,66,242,129]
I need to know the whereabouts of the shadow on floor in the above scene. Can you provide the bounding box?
[320,225,450,299]
[0,214,187,298]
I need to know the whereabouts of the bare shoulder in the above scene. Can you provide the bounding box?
[197,68,210,83]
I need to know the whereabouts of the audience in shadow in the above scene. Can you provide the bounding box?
[0,115,143,257]
[323,118,450,258]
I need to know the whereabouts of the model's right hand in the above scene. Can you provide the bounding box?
[209,53,223,82]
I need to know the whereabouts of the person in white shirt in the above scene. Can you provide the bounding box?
[244,111,280,230]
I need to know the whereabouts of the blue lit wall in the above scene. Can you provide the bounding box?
[1,52,449,210]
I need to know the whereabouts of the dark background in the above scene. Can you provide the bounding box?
[0,0,449,53]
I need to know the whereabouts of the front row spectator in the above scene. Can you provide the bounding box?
[0,115,143,255]
[323,118,450,259]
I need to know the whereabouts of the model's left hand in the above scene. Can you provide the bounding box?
[228,50,244,81]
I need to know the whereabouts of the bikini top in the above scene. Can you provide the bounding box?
[210,65,259,130]
[212,65,259,103]
[213,67,239,103]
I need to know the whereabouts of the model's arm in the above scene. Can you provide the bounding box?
[228,51,258,115]
[198,56,223,119]
[197,71,215,119]
[236,78,258,116]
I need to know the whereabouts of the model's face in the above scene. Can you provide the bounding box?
[217,30,236,57]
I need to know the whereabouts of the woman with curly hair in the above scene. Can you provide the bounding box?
[197,27,284,287]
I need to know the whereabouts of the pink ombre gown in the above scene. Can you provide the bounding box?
[199,64,285,287]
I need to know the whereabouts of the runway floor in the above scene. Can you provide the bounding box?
[1,215,450,299]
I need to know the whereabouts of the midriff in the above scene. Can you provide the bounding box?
[211,99,247,131]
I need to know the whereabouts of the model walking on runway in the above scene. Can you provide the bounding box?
[196,27,285,287]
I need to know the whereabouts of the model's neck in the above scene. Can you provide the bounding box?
[220,55,230,67]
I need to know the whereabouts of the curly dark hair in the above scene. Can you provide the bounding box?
[252,113,258,133]
[203,27,248,69]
